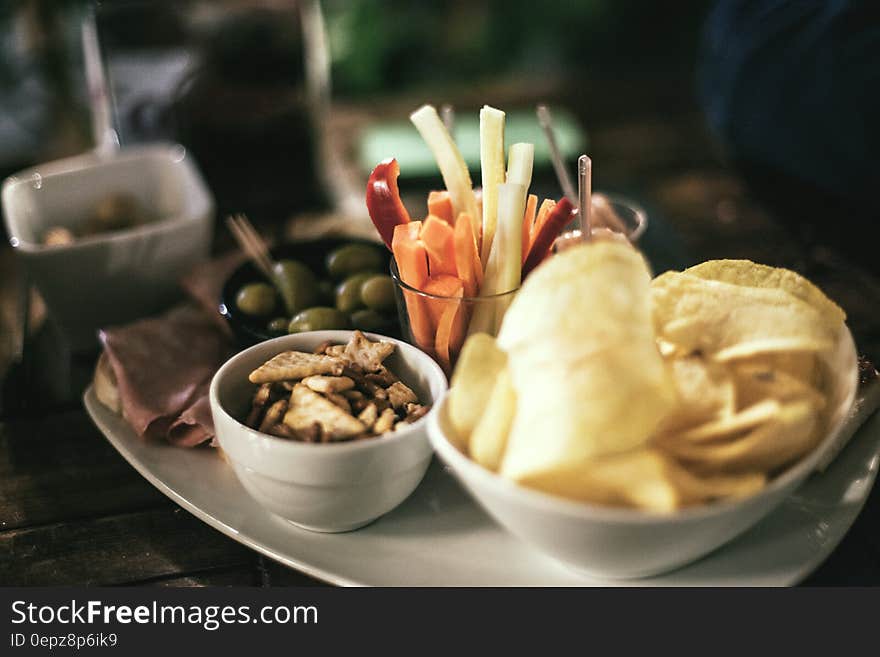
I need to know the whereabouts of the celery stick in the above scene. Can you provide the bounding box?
[506,142,534,188]
[469,182,526,336]
[493,182,527,296]
[491,144,533,331]
[466,294,496,337]
[410,105,480,242]
[479,105,506,266]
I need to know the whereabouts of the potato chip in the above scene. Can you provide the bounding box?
[733,362,826,409]
[684,259,846,326]
[498,243,675,481]
[499,242,659,353]
[667,461,767,505]
[658,398,782,444]
[447,333,508,451]
[469,368,517,472]
[651,272,837,360]
[519,448,683,512]
[656,355,736,434]
[661,399,821,473]
[519,448,766,512]
[733,351,819,387]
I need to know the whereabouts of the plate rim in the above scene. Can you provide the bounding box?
[83,385,879,586]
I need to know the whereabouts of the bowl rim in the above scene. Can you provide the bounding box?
[428,326,859,524]
[209,329,448,454]
[2,142,213,254]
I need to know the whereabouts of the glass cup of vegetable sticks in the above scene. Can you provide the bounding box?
[390,260,518,376]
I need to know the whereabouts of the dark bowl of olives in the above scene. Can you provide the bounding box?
[220,238,400,346]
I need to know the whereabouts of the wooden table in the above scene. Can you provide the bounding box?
[3,85,880,586]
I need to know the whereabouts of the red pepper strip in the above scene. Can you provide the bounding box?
[521,197,576,278]
[366,158,411,250]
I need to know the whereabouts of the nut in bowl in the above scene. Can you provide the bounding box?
[209,330,447,533]
[428,242,858,579]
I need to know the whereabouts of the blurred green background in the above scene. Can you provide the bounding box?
[0,0,708,221]
[0,0,709,175]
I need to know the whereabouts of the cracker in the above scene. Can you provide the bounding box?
[343,330,395,372]
[387,381,418,409]
[313,340,335,355]
[374,407,397,434]
[266,423,298,439]
[283,383,365,440]
[302,375,355,394]
[325,392,352,414]
[365,366,399,387]
[404,403,431,423]
[249,351,344,383]
[245,383,273,428]
[357,402,379,429]
[258,399,289,433]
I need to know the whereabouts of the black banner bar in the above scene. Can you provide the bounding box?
[1,587,878,653]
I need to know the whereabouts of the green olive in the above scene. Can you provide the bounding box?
[288,307,352,333]
[266,317,289,334]
[317,279,336,304]
[360,274,396,312]
[325,243,385,280]
[236,283,277,316]
[335,273,374,313]
[350,309,392,332]
[273,259,318,316]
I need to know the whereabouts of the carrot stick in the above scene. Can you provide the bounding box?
[427,191,455,226]
[448,301,469,363]
[423,274,464,326]
[521,193,538,263]
[434,281,464,374]
[531,198,557,243]
[420,215,457,277]
[392,222,427,285]
[392,222,433,352]
[453,212,481,297]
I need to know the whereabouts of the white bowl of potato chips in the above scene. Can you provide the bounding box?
[428,242,858,578]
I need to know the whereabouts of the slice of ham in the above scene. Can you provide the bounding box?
[99,305,231,446]
[168,382,215,447]
[178,251,244,336]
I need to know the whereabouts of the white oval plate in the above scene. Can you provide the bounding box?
[84,386,880,586]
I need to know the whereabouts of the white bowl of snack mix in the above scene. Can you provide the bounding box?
[2,143,214,350]
[210,330,448,532]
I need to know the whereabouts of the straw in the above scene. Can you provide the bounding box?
[81,8,118,156]
[536,104,576,202]
[578,155,592,240]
